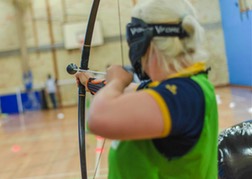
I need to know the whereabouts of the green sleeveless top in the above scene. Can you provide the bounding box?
[108,73,218,179]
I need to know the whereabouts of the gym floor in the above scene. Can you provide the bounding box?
[0,86,251,179]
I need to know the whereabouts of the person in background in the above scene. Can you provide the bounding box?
[45,74,57,109]
[23,70,33,92]
[75,0,218,178]
[23,70,41,111]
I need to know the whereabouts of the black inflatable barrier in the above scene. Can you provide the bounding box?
[218,120,252,179]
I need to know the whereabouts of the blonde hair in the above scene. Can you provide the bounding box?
[132,0,207,72]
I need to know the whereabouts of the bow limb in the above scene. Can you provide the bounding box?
[78,1,100,179]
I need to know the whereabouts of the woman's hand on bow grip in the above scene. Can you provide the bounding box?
[75,72,92,90]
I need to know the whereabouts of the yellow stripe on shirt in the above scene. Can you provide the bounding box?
[168,62,206,79]
[145,89,172,137]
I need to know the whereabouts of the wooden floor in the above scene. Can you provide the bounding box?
[0,86,251,179]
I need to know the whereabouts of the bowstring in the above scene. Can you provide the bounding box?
[92,137,106,179]
[92,1,124,178]
[117,0,125,66]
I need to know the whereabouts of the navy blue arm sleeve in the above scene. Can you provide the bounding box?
[150,77,205,159]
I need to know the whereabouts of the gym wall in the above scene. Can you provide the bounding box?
[0,0,229,108]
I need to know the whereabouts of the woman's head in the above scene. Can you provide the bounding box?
[130,0,207,76]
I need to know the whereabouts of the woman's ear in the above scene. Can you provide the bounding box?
[146,45,160,76]
[149,44,160,68]
[141,46,150,71]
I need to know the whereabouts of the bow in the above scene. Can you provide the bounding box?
[78,1,100,178]
[68,1,128,178]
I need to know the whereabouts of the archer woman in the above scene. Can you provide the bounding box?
[76,0,218,178]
